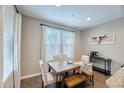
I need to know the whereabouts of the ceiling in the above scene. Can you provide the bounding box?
[17,5,124,31]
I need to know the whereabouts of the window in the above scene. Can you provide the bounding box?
[44,27,75,61]
[63,31,75,58]
[45,28,61,61]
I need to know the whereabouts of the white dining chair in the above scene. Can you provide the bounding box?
[80,55,93,75]
[53,55,67,79]
[61,54,67,61]
[53,55,67,62]
[53,55,61,62]
[39,60,56,88]
[81,55,90,64]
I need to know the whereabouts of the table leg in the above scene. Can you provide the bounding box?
[108,60,111,75]
[56,74,58,82]
[56,74,59,87]
[56,74,63,88]
[105,60,107,75]
[65,72,68,77]
[73,70,75,74]
[89,74,94,87]
[109,61,111,74]
[49,66,51,72]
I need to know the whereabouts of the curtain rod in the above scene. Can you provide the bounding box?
[40,23,75,32]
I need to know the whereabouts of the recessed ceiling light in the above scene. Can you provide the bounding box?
[86,17,91,21]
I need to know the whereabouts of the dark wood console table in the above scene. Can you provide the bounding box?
[90,56,112,75]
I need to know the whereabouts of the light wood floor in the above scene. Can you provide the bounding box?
[21,71,110,88]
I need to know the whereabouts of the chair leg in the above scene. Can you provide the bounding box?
[41,79,44,88]
[56,74,58,82]
[58,75,61,82]
[60,74,63,81]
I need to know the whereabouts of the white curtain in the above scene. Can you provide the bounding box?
[13,13,22,88]
[74,31,81,61]
[3,5,16,88]
[40,25,50,72]
[40,25,46,62]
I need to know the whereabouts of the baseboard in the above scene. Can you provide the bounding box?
[20,73,41,80]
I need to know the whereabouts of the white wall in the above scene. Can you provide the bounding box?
[21,16,42,78]
[21,15,81,78]
[0,5,3,88]
[80,18,124,74]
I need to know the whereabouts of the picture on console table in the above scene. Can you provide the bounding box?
[88,34,115,45]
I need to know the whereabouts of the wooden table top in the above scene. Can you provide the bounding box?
[48,61,80,74]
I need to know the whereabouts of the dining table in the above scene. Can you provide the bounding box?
[47,61,81,82]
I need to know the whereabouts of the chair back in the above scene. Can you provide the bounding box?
[81,55,90,64]
[53,55,61,62]
[61,54,67,61]
[53,55,67,62]
[39,60,47,87]
[80,55,93,75]
[80,63,93,75]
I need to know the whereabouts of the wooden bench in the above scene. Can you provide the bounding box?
[62,74,94,88]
